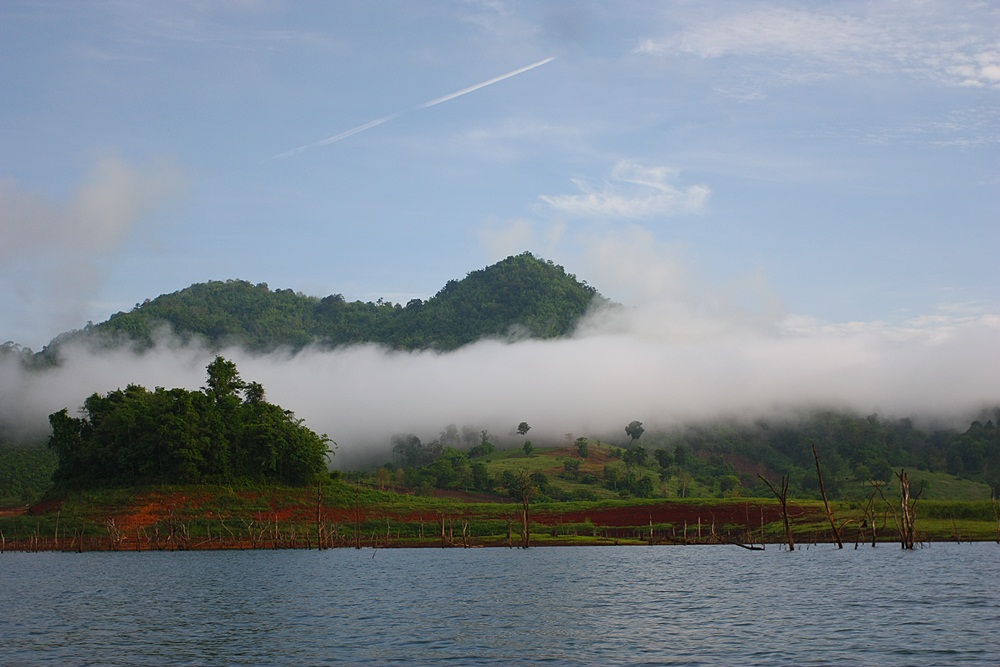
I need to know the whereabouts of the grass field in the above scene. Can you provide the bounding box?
[2,478,997,552]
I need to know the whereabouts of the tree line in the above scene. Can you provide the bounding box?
[355,410,1000,501]
[13,253,603,362]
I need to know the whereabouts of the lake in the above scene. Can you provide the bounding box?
[2,543,998,666]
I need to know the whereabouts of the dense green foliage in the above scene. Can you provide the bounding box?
[46,358,330,488]
[646,410,1000,499]
[0,443,57,504]
[358,410,1000,502]
[34,253,602,356]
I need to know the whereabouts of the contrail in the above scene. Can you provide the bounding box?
[417,57,556,109]
[272,114,398,161]
[271,57,555,160]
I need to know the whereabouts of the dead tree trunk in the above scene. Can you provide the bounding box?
[858,481,881,547]
[897,469,916,549]
[812,444,843,548]
[316,480,326,550]
[760,474,794,551]
[993,497,1000,544]
[521,498,530,549]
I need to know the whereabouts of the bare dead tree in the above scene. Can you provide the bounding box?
[511,470,536,548]
[875,469,919,549]
[354,492,362,549]
[897,469,917,549]
[316,480,326,550]
[993,497,1000,544]
[105,518,122,551]
[860,480,883,547]
[812,444,843,548]
[759,474,795,551]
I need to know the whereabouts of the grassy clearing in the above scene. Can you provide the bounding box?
[841,472,992,502]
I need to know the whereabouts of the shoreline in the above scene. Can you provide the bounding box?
[4,533,997,553]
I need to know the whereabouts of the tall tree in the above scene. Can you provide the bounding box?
[625,420,644,448]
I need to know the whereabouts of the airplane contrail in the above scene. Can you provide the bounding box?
[417,57,556,109]
[271,57,555,160]
[272,114,398,161]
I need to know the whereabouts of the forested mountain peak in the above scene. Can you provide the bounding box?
[29,253,606,357]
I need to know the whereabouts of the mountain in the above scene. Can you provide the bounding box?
[30,253,608,357]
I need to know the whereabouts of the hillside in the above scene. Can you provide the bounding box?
[28,252,606,357]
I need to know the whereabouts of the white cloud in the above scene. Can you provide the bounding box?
[0,157,187,347]
[540,160,709,219]
[637,3,1000,89]
[647,8,880,61]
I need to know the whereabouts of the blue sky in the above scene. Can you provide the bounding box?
[1,2,998,453]
[2,0,997,349]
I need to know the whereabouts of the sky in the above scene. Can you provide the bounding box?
[1,1,998,460]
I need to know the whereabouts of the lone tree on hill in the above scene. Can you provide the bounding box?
[625,420,644,448]
[517,421,533,456]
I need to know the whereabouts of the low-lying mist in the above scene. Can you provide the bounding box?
[2,298,997,469]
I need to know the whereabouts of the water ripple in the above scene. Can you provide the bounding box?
[1,544,998,666]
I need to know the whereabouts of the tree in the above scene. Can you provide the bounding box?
[622,445,648,472]
[518,422,532,456]
[625,420,644,447]
[470,462,492,491]
[759,473,795,551]
[812,443,843,548]
[392,434,428,467]
[674,444,689,466]
[575,437,590,459]
[654,448,672,470]
[502,469,537,548]
[47,358,330,487]
[204,356,245,401]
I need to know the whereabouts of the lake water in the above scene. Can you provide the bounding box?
[2,543,998,666]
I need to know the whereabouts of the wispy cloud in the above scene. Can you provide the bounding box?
[105,1,333,52]
[540,161,709,219]
[0,157,186,346]
[637,3,1000,89]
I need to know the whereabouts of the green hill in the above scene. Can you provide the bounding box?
[34,252,605,356]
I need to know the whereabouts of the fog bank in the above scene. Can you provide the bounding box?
[2,301,997,468]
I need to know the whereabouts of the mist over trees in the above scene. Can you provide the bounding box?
[349,409,1000,502]
[45,357,330,488]
[2,252,997,505]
